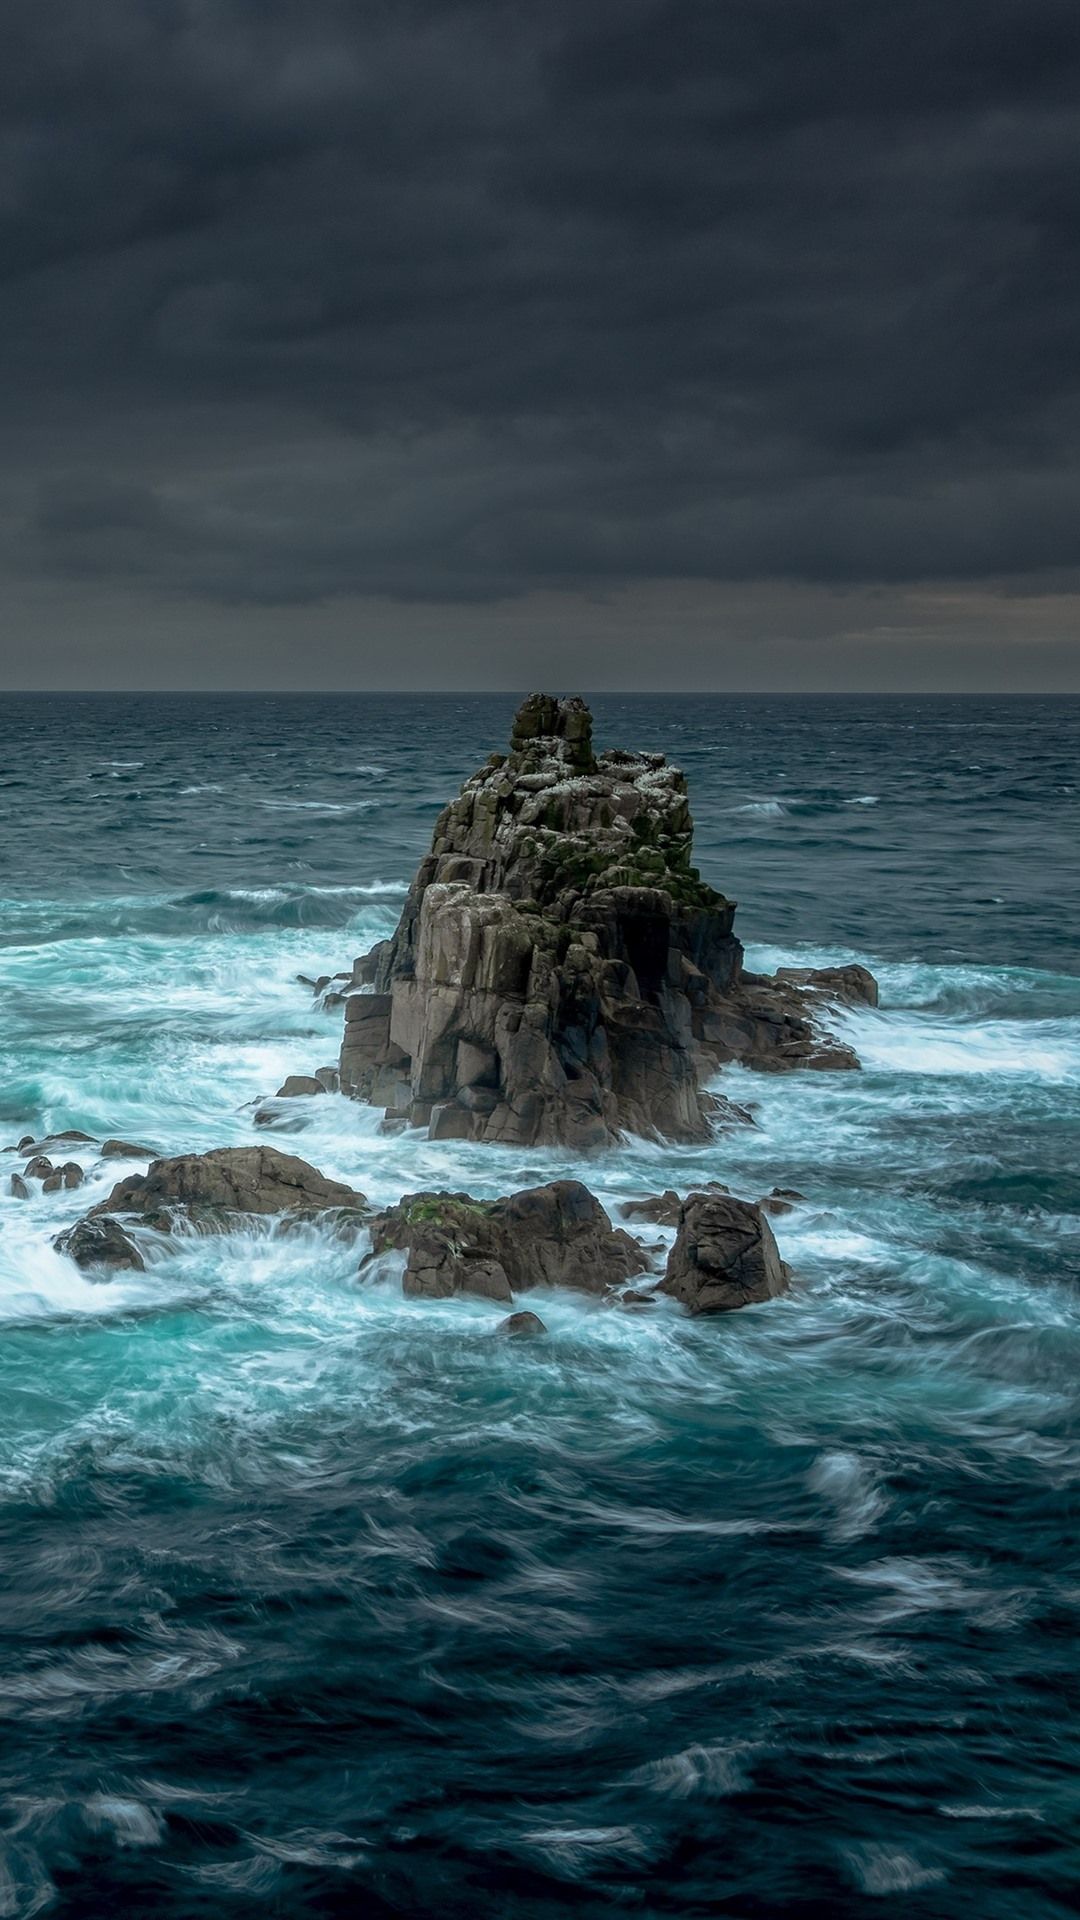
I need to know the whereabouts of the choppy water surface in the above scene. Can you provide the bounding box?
[0,693,1077,1919]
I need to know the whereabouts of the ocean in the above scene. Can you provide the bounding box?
[0,692,1077,1918]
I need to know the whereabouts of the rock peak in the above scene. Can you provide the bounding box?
[509,693,594,771]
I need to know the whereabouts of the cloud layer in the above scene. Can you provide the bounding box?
[2,1,1079,680]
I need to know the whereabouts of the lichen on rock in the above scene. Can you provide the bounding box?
[362,1179,646,1302]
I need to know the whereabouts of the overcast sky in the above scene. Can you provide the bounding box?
[2,0,1079,690]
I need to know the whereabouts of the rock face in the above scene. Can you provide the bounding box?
[364,1178,645,1303]
[337,694,876,1150]
[86,1147,366,1230]
[660,1191,789,1315]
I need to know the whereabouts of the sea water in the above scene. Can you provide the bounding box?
[0,693,1077,1918]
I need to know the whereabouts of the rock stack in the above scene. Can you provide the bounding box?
[335,694,876,1151]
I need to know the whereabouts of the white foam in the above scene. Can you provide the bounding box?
[845,1009,1079,1083]
[845,1843,946,1895]
[731,797,787,818]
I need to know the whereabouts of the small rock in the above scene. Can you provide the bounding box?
[496,1310,547,1338]
[23,1156,53,1180]
[619,1189,682,1227]
[274,1076,327,1099]
[100,1140,158,1160]
[10,1173,30,1199]
[55,1216,145,1273]
[63,1162,84,1189]
[43,1164,83,1193]
[760,1186,807,1217]
[660,1191,789,1315]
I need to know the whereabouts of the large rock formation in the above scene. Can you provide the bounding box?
[329,694,877,1150]
[363,1178,646,1302]
[659,1191,789,1315]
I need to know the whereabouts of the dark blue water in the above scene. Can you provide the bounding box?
[1,695,1078,1917]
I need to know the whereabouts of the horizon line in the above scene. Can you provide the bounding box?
[5,687,1078,699]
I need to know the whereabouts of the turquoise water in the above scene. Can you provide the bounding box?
[0,694,1078,1917]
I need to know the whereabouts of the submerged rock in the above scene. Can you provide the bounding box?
[660,1191,789,1315]
[364,1178,646,1303]
[496,1310,547,1338]
[56,1216,145,1273]
[10,1173,30,1199]
[86,1146,366,1230]
[333,694,875,1150]
[760,1186,808,1216]
[12,1130,96,1153]
[100,1139,159,1160]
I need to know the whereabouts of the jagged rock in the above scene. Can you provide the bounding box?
[10,1173,30,1199]
[100,1139,158,1159]
[364,1179,646,1302]
[86,1147,366,1230]
[660,1191,789,1315]
[275,1075,327,1098]
[55,1216,145,1273]
[333,696,876,1150]
[352,943,388,987]
[496,1310,547,1338]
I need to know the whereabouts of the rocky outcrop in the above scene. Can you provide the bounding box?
[85,1147,366,1230]
[55,1148,367,1269]
[659,1191,789,1315]
[363,1178,646,1303]
[332,694,877,1150]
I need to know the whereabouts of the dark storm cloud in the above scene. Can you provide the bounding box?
[3,0,1080,613]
